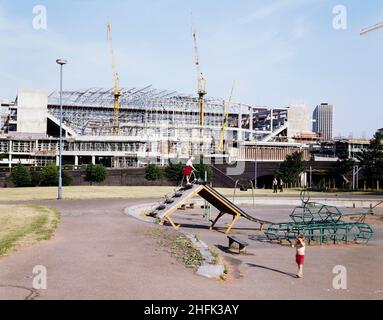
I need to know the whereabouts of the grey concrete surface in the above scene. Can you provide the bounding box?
[1,198,382,300]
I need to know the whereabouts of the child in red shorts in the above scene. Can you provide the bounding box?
[291,235,305,278]
[182,156,196,185]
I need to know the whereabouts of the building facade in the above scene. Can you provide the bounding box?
[313,103,333,141]
[0,87,311,168]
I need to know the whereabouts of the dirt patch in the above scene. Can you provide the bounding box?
[147,228,203,269]
[221,255,243,281]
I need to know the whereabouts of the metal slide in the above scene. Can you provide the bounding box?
[150,183,270,234]
[200,184,271,225]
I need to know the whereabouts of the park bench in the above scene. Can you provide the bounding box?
[227,235,248,254]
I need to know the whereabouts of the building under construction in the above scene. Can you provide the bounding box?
[0,87,313,168]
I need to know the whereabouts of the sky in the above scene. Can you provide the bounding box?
[0,0,382,138]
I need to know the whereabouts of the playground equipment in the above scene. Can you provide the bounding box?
[148,182,270,234]
[233,179,255,208]
[264,190,374,245]
[149,182,374,245]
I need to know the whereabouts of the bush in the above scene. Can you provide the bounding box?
[40,164,72,186]
[164,162,185,184]
[62,172,72,186]
[10,163,32,187]
[85,164,108,185]
[31,170,43,187]
[145,163,162,181]
[194,163,213,182]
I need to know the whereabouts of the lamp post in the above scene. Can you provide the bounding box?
[56,59,67,200]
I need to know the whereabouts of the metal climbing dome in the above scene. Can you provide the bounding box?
[264,190,374,245]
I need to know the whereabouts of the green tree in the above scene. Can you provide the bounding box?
[10,163,32,187]
[40,164,72,186]
[356,132,383,188]
[164,162,185,184]
[31,170,43,187]
[333,154,355,188]
[85,164,108,185]
[145,163,163,181]
[194,163,213,182]
[276,151,307,185]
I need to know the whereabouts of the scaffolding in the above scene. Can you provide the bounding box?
[47,87,288,147]
[0,86,305,169]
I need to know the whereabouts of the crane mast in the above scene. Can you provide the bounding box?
[192,26,207,126]
[107,19,121,135]
[218,81,235,151]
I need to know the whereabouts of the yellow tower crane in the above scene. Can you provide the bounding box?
[218,81,235,151]
[192,25,207,126]
[107,19,121,135]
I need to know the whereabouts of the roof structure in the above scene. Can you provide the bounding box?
[48,86,252,114]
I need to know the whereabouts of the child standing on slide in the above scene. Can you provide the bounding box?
[291,235,306,278]
[182,156,197,185]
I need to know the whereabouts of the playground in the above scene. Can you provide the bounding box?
[0,185,382,300]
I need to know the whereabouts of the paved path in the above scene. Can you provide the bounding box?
[0,199,229,300]
[1,199,382,300]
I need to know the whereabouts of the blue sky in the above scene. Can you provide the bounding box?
[0,0,382,138]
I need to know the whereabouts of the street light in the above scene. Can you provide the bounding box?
[56,58,67,200]
[360,21,383,35]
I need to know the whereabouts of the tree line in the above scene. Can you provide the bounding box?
[4,132,382,190]
[9,163,108,187]
[274,132,383,190]
[145,161,213,185]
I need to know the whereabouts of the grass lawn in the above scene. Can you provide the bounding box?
[0,205,59,256]
[0,186,380,202]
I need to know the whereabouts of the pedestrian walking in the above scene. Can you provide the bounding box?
[279,178,284,192]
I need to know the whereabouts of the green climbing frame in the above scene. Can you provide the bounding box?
[264,190,374,245]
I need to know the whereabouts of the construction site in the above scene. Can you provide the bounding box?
[1,3,383,303]
[0,21,315,170]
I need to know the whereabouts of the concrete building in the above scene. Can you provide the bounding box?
[286,104,317,143]
[0,87,311,168]
[313,103,333,141]
[310,138,370,161]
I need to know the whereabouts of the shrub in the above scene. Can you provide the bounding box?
[194,163,213,182]
[85,164,108,185]
[40,164,72,186]
[145,163,162,181]
[10,163,32,187]
[164,162,185,184]
[31,170,43,187]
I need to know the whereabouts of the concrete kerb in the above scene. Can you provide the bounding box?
[124,203,225,279]
[123,203,157,224]
[183,232,225,279]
